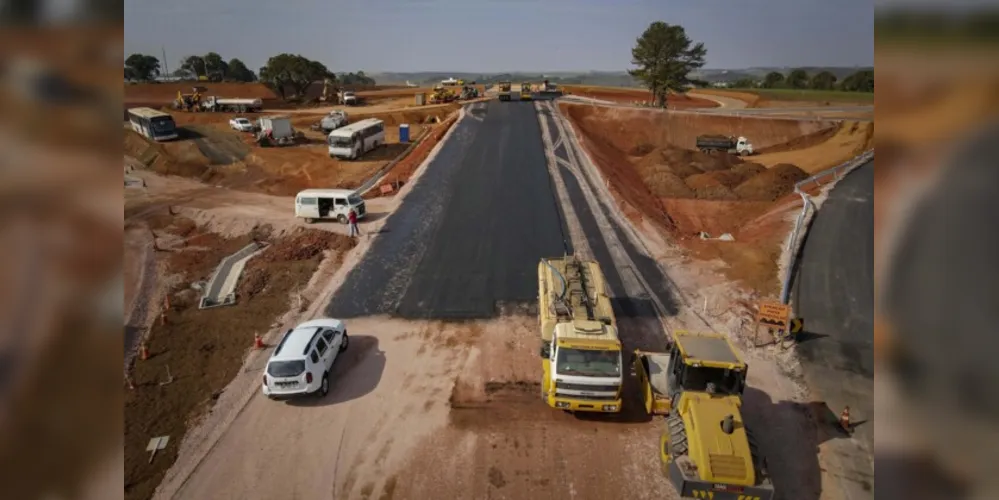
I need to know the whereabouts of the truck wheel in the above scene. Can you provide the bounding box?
[304,217,314,224]
[740,150,750,157]
[337,214,347,224]
[666,414,688,457]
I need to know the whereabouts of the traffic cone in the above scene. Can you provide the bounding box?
[839,406,851,433]
[254,333,265,349]
[140,343,149,361]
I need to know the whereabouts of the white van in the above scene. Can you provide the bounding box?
[327,118,385,160]
[294,189,367,224]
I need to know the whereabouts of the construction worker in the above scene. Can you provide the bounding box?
[347,208,361,238]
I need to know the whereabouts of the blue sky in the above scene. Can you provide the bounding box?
[124,0,874,73]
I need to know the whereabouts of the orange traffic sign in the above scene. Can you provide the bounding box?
[756,300,791,329]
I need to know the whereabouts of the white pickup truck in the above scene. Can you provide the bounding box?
[229,117,255,132]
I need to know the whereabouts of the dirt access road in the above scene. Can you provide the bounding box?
[155,100,822,500]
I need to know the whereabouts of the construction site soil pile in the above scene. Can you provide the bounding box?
[123,218,355,500]
[560,101,830,295]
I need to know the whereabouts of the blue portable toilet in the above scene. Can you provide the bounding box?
[399,124,410,143]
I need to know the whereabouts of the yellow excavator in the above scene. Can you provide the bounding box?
[633,331,775,500]
[173,86,207,111]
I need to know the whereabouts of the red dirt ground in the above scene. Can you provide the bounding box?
[124,82,279,105]
[561,101,830,295]
[123,105,452,197]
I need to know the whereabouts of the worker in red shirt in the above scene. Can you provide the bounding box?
[347,208,361,238]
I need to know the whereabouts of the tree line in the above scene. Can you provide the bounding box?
[124,52,376,97]
[734,68,873,92]
[626,21,873,104]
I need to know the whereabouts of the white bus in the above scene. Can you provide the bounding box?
[127,107,179,141]
[327,118,385,160]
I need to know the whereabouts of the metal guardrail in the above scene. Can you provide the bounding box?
[779,149,874,304]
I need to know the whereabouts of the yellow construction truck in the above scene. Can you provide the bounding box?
[538,255,623,413]
[497,81,513,101]
[633,331,775,500]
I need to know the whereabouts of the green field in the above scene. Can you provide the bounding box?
[729,88,874,103]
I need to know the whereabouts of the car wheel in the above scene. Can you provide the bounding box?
[340,332,349,352]
[319,372,329,397]
[304,217,314,224]
[337,214,347,224]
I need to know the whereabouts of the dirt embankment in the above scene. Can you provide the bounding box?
[562,85,719,109]
[123,214,356,500]
[561,101,834,295]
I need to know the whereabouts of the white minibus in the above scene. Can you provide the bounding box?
[327,118,385,160]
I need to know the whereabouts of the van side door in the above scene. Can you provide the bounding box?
[296,196,320,219]
[333,197,348,217]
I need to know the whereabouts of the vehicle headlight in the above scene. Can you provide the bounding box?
[555,401,571,409]
[602,405,618,412]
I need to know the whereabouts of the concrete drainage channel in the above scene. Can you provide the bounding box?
[198,242,266,309]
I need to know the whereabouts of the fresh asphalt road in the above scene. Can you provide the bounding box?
[327,101,572,319]
[327,99,681,330]
[791,161,874,489]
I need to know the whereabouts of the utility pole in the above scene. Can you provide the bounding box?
[161,46,169,77]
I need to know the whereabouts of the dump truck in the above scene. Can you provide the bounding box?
[696,135,754,156]
[520,82,533,100]
[633,331,775,500]
[538,255,623,413]
[497,81,513,101]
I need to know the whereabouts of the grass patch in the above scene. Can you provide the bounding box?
[728,88,874,103]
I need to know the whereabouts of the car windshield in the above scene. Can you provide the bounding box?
[348,194,363,205]
[682,366,742,395]
[329,136,354,147]
[236,119,250,124]
[555,348,620,377]
[267,360,305,378]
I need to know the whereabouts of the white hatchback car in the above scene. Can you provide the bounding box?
[229,117,255,132]
[262,318,349,399]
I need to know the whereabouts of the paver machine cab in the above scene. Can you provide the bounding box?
[632,331,775,500]
[497,81,513,101]
[520,82,533,100]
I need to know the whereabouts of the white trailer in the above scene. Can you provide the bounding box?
[257,116,293,140]
[200,96,264,113]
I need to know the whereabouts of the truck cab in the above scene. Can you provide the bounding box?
[538,256,623,413]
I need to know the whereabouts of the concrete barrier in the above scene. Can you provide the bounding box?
[199,242,265,309]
